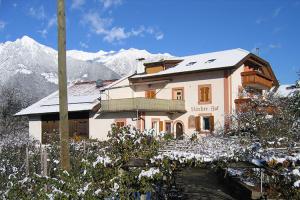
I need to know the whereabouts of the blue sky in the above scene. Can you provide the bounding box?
[0,0,299,84]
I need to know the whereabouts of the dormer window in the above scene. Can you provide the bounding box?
[186,61,196,66]
[205,59,216,63]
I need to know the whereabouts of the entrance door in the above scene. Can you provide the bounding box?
[176,122,183,139]
[151,120,159,136]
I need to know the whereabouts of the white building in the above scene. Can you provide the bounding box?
[16,48,278,143]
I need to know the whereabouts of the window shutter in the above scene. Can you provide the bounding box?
[146,90,156,99]
[145,91,149,98]
[209,116,214,132]
[151,90,156,99]
[205,87,209,101]
[195,116,200,132]
[159,121,163,132]
[200,88,205,102]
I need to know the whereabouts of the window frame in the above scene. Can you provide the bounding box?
[198,84,212,104]
[115,118,127,128]
[164,120,172,134]
[172,87,184,100]
[202,116,211,131]
[198,114,214,133]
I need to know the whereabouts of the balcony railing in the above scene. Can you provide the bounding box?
[241,71,273,89]
[100,97,186,113]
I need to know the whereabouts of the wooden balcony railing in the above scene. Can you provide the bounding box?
[241,71,273,89]
[100,97,186,113]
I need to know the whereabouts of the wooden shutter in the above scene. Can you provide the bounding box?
[204,87,209,102]
[195,116,200,132]
[209,116,214,132]
[159,121,163,132]
[145,90,156,99]
[200,88,205,102]
[150,90,156,99]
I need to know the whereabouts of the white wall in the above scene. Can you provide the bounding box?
[28,115,42,142]
[89,111,138,140]
[101,78,133,100]
[92,68,245,139]
[230,64,244,112]
[131,71,226,136]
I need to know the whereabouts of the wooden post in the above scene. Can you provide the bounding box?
[43,149,48,177]
[57,0,70,171]
[260,169,263,195]
[83,139,87,157]
[40,145,43,175]
[25,145,29,176]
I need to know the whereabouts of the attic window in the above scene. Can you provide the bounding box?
[186,61,197,66]
[205,59,216,63]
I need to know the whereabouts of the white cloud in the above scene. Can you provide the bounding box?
[28,5,46,20]
[38,15,57,38]
[47,15,57,28]
[256,7,283,25]
[82,12,164,43]
[269,43,281,49]
[0,20,6,30]
[272,7,282,18]
[100,0,122,9]
[103,27,129,42]
[255,18,266,24]
[82,12,112,34]
[79,41,89,48]
[38,29,48,38]
[155,32,164,40]
[71,0,85,9]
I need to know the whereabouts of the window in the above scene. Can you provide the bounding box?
[205,59,216,63]
[203,117,210,131]
[151,118,162,135]
[201,116,214,132]
[165,122,172,134]
[172,87,184,100]
[198,84,212,104]
[145,90,156,99]
[186,61,197,66]
[115,119,126,128]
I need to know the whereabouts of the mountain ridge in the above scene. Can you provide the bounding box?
[0,35,172,100]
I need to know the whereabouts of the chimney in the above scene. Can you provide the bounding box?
[136,58,146,74]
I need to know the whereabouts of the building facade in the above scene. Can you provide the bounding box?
[16,48,278,142]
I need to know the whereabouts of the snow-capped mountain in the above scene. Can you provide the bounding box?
[0,35,172,100]
[0,36,119,84]
[67,48,172,76]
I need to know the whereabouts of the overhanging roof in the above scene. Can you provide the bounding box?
[15,82,101,116]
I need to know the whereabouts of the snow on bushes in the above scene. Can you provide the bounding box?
[1,120,300,198]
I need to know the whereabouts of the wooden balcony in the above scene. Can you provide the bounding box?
[100,97,186,113]
[241,71,273,89]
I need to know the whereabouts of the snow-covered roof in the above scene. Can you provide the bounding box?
[273,84,300,97]
[131,48,250,79]
[15,82,101,116]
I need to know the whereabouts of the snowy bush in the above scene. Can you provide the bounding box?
[229,87,300,148]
